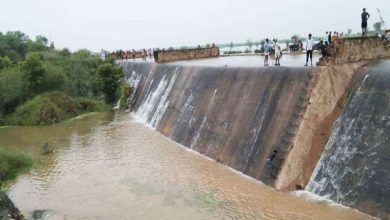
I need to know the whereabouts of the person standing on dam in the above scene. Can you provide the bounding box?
[305,33,314,66]
[263,38,270,66]
[273,39,281,66]
[361,8,370,37]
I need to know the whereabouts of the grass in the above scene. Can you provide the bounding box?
[0,147,34,188]
[6,91,110,126]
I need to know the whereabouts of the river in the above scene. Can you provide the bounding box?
[0,112,371,219]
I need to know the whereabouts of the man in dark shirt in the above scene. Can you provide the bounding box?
[361,8,370,37]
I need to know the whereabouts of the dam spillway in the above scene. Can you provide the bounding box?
[123,61,315,186]
[122,59,390,219]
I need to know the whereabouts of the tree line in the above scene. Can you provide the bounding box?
[0,31,123,125]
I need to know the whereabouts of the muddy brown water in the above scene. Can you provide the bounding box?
[0,112,371,220]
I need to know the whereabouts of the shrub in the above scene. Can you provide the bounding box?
[76,97,110,113]
[0,147,33,187]
[8,94,66,125]
[96,63,123,104]
[7,92,110,126]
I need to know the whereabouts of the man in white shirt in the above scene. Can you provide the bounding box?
[305,33,314,66]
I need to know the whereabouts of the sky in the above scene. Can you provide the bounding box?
[1,0,390,51]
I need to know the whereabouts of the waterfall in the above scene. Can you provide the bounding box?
[136,67,180,128]
[306,61,390,218]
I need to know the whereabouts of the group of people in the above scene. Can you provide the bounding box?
[262,34,317,67]
[110,48,153,60]
[263,38,282,66]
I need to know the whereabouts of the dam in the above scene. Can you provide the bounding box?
[2,38,389,219]
[119,39,390,219]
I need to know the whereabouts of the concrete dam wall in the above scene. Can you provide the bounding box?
[122,60,390,218]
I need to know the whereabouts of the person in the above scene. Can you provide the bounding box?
[318,40,327,58]
[266,150,278,178]
[305,34,314,66]
[263,38,270,66]
[273,39,281,66]
[361,8,370,37]
[328,31,332,44]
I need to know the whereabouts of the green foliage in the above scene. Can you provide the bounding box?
[0,31,124,125]
[7,92,109,126]
[97,63,123,104]
[0,31,47,63]
[0,68,29,115]
[21,53,46,94]
[76,97,110,112]
[0,147,34,187]
[0,56,12,70]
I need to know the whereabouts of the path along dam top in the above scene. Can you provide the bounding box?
[117,53,321,68]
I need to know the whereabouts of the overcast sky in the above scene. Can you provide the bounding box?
[1,0,389,51]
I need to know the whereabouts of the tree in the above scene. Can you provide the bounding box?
[21,53,46,94]
[36,35,48,46]
[96,63,123,104]
[347,29,353,35]
[0,56,12,70]
[49,42,55,51]
[247,39,253,51]
[373,22,382,31]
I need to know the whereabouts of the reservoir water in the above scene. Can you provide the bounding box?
[1,113,371,219]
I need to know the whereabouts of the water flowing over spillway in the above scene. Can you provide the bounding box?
[121,60,390,219]
[306,61,390,219]
[122,61,314,185]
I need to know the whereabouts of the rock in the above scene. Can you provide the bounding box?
[0,191,26,220]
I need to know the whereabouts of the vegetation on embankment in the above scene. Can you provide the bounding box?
[0,31,123,126]
[6,92,109,125]
[0,147,34,189]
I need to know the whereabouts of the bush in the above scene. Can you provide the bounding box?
[96,63,123,104]
[8,93,66,125]
[7,92,110,126]
[76,97,110,113]
[0,147,33,187]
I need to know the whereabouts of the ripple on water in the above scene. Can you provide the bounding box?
[3,113,373,220]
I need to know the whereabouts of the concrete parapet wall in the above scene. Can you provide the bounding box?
[319,37,390,65]
[154,47,219,63]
